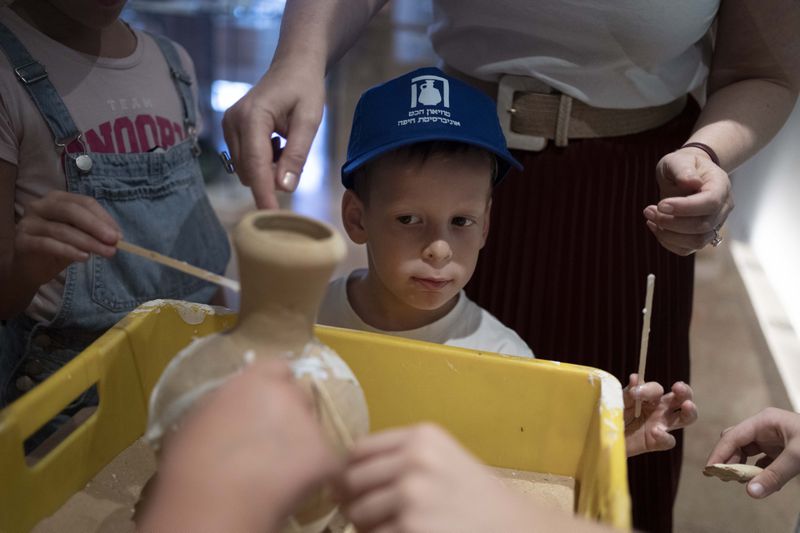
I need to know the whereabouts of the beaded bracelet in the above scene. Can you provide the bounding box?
[681,142,720,166]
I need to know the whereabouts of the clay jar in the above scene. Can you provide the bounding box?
[146,210,370,533]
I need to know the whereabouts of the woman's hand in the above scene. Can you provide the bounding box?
[222,62,326,209]
[644,146,734,256]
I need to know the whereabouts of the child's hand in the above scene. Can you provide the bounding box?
[623,374,698,457]
[338,424,537,533]
[139,359,341,533]
[706,407,800,499]
[15,191,120,285]
[337,424,614,533]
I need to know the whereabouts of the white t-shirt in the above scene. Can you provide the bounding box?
[429,0,719,108]
[318,273,534,359]
[0,8,200,321]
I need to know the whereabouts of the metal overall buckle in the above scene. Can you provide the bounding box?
[56,134,93,174]
[186,123,202,157]
[496,75,548,152]
[14,61,48,85]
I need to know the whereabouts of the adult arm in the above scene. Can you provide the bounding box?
[645,0,800,255]
[706,407,800,499]
[222,0,389,209]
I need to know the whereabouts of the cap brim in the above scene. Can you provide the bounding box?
[341,133,523,188]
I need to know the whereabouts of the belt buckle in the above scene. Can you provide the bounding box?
[497,75,547,151]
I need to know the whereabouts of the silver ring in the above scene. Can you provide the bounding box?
[219,150,235,174]
[711,226,723,247]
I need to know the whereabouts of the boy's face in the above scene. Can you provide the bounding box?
[343,152,492,314]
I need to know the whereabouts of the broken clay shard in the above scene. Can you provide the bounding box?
[703,463,763,483]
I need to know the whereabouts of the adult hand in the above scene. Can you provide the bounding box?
[15,190,120,286]
[644,146,734,256]
[222,62,326,209]
[623,374,698,457]
[338,423,542,533]
[139,359,341,533]
[706,407,800,499]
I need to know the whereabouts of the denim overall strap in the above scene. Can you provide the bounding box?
[147,32,197,132]
[0,21,80,145]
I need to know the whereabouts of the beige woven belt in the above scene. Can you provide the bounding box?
[444,68,687,151]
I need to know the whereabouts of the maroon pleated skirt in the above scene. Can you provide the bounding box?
[466,100,699,533]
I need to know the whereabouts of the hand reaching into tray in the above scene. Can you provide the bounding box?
[624,373,698,457]
[336,423,612,533]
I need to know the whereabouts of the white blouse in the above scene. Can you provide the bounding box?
[429,0,720,108]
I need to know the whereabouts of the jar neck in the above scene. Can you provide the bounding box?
[231,210,345,355]
[234,305,315,356]
[235,260,333,356]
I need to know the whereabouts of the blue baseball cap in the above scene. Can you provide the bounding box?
[341,67,522,189]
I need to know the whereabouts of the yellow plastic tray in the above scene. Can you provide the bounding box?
[0,300,630,532]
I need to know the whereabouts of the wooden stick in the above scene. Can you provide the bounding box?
[634,274,656,418]
[311,378,355,449]
[310,378,358,533]
[116,240,240,293]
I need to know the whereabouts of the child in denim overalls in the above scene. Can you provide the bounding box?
[0,1,230,432]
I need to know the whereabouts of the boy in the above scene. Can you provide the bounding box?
[319,67,531,357]
[318,68,697,456]
[0,1,229,439]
